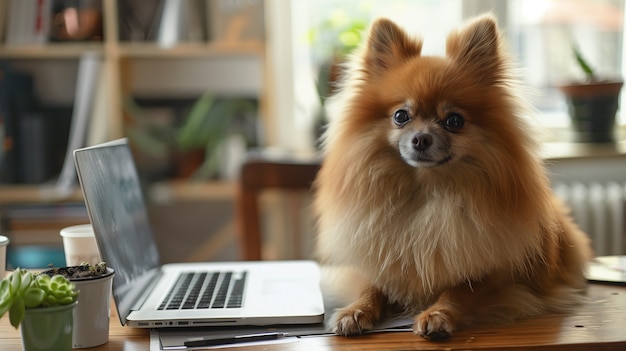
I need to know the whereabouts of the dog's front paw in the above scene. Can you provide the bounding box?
[413,309,454,340]
[330,307,378,336]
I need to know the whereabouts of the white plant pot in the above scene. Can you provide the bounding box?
[71,267,115,348]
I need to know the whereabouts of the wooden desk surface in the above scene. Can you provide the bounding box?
[0,283,625,350]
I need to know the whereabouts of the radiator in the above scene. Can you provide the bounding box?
[553,182,626,256]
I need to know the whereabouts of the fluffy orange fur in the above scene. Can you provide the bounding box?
[313,14,592,339]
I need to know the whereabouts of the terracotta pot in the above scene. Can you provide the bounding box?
[558,81,623,143]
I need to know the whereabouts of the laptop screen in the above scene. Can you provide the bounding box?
[73,138,161,322]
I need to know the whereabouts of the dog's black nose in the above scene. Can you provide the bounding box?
[412,133,433,151]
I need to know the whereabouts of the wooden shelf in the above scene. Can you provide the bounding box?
[117,41,264,58]
[0,181,236,206]
[0,43,104,58]
[0,185,84,205]
[0,41,264,59]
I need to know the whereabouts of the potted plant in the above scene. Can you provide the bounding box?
[558,46,623,143]
[175,93,258,179]
[0,267,79,351]
[41,262,115,349]
[124,94,258,180]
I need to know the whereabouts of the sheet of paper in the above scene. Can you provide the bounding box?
[150,330,299,350]
[150,316,414,351]
[586,255,626,285]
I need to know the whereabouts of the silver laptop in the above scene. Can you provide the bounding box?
[72,138,324,328]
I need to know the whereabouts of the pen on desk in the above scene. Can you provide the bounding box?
[183,332,287,347]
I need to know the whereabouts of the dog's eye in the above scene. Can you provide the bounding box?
[393,109,411,126]
[443,113,465,131]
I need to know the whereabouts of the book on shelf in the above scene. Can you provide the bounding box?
[151,0,205,47]
[55,51,103,197]
[86,60,110,147]
[0,62,74,185]
[4,0,52,45]
[0,63,37,184]
[0,0,7,42]
[18,112,50,184]
[119,0,206,44]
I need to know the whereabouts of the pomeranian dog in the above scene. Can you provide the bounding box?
[313,14,592,339]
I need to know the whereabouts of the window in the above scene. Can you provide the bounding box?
[265,0,624,151]
[508,0,624,129]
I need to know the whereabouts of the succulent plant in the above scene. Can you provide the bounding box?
[0,268,79,329]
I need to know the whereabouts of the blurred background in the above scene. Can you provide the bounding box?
[0,0,625,269]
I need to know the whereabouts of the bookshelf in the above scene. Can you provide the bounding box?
[0,0,268,196]
[0,0,267,267]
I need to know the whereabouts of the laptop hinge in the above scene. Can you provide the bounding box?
[131,268,162,311]
[116,267,162,325]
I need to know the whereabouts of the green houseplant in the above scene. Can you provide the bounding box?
[176,93,257,179]
[558,46,623,143]
[0,267,79,351]
[125,94,258,180]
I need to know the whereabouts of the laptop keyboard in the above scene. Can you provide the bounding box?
[158,271,247,310]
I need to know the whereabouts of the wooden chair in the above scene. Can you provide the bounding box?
[235,150,321,260]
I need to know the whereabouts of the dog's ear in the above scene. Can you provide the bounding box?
[446,14,505,78]
[364,18,422,78]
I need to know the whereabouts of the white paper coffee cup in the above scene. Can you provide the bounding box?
[60,224,101,266]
